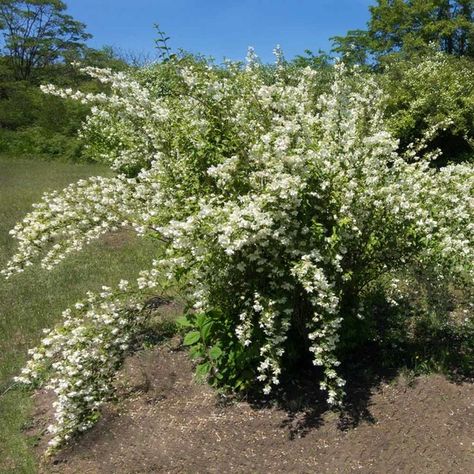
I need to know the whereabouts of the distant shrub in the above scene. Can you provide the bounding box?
[0,62,109,162]
[0,127,85,161]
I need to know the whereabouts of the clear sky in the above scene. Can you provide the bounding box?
[67,0,375,63]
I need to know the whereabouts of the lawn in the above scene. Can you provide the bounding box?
[0,155,157,473]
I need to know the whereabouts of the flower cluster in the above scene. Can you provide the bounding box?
[15,285,148,451]
[5,50,473,450]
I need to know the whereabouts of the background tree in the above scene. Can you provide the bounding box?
[0,1,134,161]
[0,0,91,80]
[332,0,474,63]
[330,30,372,65]
[369,0,474,57]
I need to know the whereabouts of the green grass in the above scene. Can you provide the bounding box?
[0,155,158,473]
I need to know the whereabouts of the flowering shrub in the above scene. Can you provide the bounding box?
[3,51,473,450]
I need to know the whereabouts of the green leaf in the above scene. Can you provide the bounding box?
[209,345,223,360]
[195,312,209,328]
[200,320,214,342]
[176,315,193,328]
[195,362,211,381]
[183,331,201,346]
[188,345,204,360]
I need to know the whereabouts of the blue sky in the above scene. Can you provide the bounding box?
[67,0,375,63]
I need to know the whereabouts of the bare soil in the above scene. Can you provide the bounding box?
[102,228,135,249]
[30,340,474,474]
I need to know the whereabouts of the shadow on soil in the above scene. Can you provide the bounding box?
[279,357,385,439]
[245,341,473,441]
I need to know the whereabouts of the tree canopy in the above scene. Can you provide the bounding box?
[332,0,474,63]
[0,0,91,80]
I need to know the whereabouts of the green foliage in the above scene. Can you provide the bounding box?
[0,1,131,162]
[368,0,474,58]
[67,45,131,71]
[0,74,88,160]
[179,310,258,391]
[378,52,474,162]
[331,29,373,65]
[332,0,474,64]
[292,48,333,69]
[0,45,129,161]
[153,23,175,63]
[0,127,84,160]
[362,272,474,377]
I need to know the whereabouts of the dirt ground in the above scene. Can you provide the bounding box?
[30,339,474,474]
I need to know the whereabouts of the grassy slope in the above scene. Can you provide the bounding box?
[0,156,157,473]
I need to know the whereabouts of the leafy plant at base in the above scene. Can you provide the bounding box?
[179,310,258,391]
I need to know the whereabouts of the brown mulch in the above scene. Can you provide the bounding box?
[30,341,474,474]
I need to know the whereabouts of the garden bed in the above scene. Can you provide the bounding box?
[30,341,474,473]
